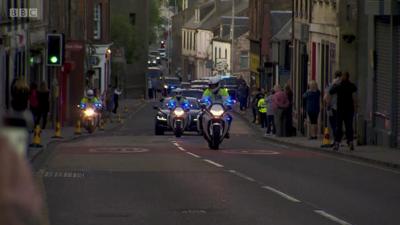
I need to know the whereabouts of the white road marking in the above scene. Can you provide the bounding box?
[262,186,301,203]
[178,146,186,151]
[186,152,201,158]
[228,170,256,182]
[173,143,180,147]
[314,210,352,225]
[203,159,224,168]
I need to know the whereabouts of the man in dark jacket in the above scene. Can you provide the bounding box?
[330,72,357,151]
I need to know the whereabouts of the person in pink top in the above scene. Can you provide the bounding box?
[272,85,290,137]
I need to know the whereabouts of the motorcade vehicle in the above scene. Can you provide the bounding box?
[198,98,234,150]
[190,79,209,90]
[78,103,102,133]
[220,76,239,100]
[154,97,201,135]
[181,89,203,100]
[162,76,181,95]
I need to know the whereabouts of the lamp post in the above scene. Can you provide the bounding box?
[230,0,235,75]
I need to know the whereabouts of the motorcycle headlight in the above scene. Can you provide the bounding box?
[156,57,160,60]
[174,107,185,117]
[164,85,168,89]
[84,108,95,117]
[210,104,224,117]
[153,60,157,64]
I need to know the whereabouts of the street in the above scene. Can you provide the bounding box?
[36,103,400,225]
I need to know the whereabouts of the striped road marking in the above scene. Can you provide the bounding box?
[203,159,224,168]
[314,210,352,225]
[262,186,301,203]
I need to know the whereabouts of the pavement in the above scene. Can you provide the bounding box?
[234,107,400,169]
[28,99,146,162]
[35,101,400,225]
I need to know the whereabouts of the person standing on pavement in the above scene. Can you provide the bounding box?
[257,93,267,128]
[272,85,289,137]
[330,72,357,151]
[29,82,39,126]
[303,80,321,140]
[251,88,263,123]
[265,90,276,135]
[238,82,249,112]
[285,84,294,137]
[113,87,123,114]
[324,71,342,144]
[37,81,50,129]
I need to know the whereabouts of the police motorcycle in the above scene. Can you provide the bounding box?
[166,98,191,138]
[199,96,234,150]
[78,90,103,134]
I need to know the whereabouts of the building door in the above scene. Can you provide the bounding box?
[374,16,392,135]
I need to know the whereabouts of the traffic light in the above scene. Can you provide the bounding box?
[46,34,64,66]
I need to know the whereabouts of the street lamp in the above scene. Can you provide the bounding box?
[221,0,235,75]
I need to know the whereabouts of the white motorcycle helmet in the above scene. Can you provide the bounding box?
[208,76,221,94]
[86,89,94,100]
[173,88,184,101]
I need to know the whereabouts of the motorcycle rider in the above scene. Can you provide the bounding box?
[167,88,190,110]
[80,89,102,126]
[199,76,233,138]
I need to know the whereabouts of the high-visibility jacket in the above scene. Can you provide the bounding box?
[257,98,267,113]
[202,88,230,106]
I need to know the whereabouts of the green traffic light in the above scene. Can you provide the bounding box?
[30,57,34,64]
[50,56,58,64]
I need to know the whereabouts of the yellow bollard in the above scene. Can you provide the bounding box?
[52,122,63,139]
[321,127,331,148]
[74,120,82,135]
[29,125,43,148]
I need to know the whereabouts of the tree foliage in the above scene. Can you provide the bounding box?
[111,15,137,63]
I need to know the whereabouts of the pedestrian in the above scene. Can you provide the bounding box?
[265,90,276,135]
[284,84,294,137]
[324,71,342,144]
[37,81,50,129]
[112,87,123,114]
[252,88,264,123]
[10,79,34,132]
[148,78,154,99]
[330,72,357,151]
[272,85,289,137]
[29,82,39,126]
[257,92,267,128]
[303,80,321,140]
[238,83,249,111]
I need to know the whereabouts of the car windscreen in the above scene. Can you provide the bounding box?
[165,79,180,85]
[220,78,238,86]
[182,90,203,99]
[147,69,162,79]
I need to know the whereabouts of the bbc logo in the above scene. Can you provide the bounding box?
[9,8,38,18]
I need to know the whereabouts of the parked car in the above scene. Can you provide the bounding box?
[154,97,201,135]
[158,48,167,60]
[149,51,161,64]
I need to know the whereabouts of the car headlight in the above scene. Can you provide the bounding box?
[153,60,157,64]
[156,57,160,60]
[210,104,224,117]
[148,60,151,64]
[156,115,167,121]
[174,107,185,117]
[164,85,168,89]
[84,108,95,117]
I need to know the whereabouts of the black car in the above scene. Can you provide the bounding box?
[162,77,181,95]
[154,97,201,135]
[220,77,239,100]
[181,89,204,100]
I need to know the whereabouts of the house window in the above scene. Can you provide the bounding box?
[129,13,136,25]
[214,47,217,61]
[240,51,249,69]
[225,49,227,58]
[93,3,101,40]
[183,31,186,49]
[189,32,192,50]
[193,33,196,50]
[219,48,221,58]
